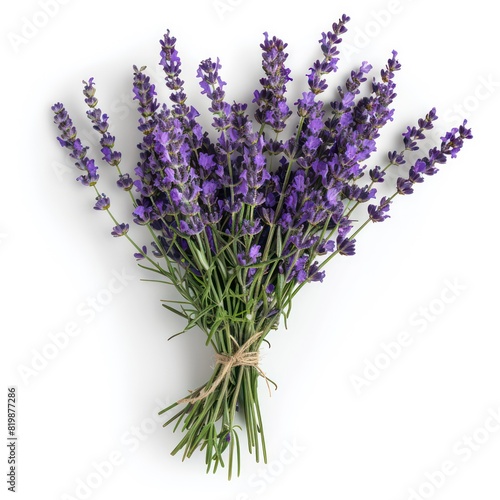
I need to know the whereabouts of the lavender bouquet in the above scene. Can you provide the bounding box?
[51,15,471,478]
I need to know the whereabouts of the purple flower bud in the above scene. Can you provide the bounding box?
[134,245,148,260]
[51,102,64,114]
[179,217,204,236]
[337,236,356,256]
[241,219,263,236]
[199,152,216,171]
[111,223,129,237]
[396,178,414,195]
[133,205,152,225]
[76,171,99,187]
[308,262,325,282]
[237,245,262,266]
[93,194,110,211]
[368,197,391,222]
[317,240,335,255]
[101,133,115,148]
[413,159,426,174]
[116,174,134,191]
[387,151,405,165]
[369,166,386,183]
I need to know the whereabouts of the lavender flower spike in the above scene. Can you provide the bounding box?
[52,103,100,187]
[307,14,350,95]
[253,32,292,133]
[83,78,123,168]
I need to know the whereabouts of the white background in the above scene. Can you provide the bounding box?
[1,1,499,499]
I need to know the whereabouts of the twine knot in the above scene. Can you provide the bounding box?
[178,331,271,404]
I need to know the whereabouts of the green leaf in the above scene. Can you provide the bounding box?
[161,303,189,320]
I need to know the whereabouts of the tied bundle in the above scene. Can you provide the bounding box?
[51,14,472,478]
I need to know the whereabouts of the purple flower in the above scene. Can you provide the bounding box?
[101,133,115,148]
[160,29,187,108]
[337,236,356,256]
[306,15,350,96]
[386,151,405,169]
[52,103,100,188]
[289,234,318,250]
[241,219,263,236]
[237,245,262,266]
[402,126,424,151]
[308,262,325,282]
[76,159,99,186]
[111,223,129,237]
[116,174,134,191]
[369,166,386,183]
[368,197,391,222]
[133,205,152,225]
[52,102,64,114]
[82,77,98,108]
[396,178,414,195]
[52,20,473,302]
[285,255,309,283]
[82,79,124,171]
[179,217,204,236]
[86,108,109,134]
[94,194,110,210]
[199,152,216,171]
[253,32,292,133]
[102,147,122,166]
[133,66,160,118]
[295,92,317,117]
[317,240,335,255]
[134,245,148,260]
[408,165,424,184]
[197,58,236,145]
[441,120,472,158]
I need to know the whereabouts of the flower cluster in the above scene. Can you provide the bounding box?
[51,15,471,479]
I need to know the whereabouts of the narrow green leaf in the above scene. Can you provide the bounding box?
[162,303,189,320]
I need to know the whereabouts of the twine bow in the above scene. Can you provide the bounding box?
[178,331,272,404]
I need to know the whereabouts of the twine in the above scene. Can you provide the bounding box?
[178,331,271,404]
